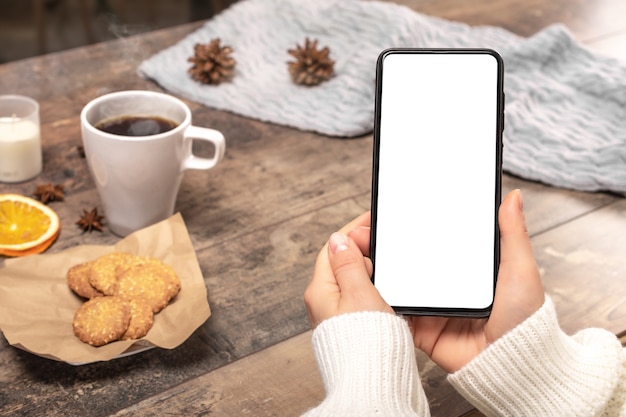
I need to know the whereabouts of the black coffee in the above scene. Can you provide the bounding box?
[95,115,178,136]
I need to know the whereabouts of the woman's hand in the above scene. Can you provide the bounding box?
[304,189,545,374]
[408,189,545,372]
[304,212,393,329]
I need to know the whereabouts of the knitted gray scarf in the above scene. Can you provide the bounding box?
[139,0,626,196]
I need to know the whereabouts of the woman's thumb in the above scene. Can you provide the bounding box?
[498,189,535,266]
[327,232,393,314]
[328,232,373,293]
[492,189,544,330]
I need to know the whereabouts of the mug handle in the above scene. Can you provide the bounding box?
[181,125,226,170]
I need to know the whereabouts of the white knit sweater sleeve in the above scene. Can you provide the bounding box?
[448,297,626,416]
[301,311,430,417]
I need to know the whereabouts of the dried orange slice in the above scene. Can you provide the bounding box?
[0,194,60,257]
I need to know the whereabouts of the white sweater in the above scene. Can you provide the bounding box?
[303,297,626,416]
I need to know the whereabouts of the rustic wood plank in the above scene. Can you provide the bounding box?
[533,198,626,335]
[393,0,626,41]
[109,332,323,417]
[108,331,479,417]
[586,32,626,63]
[502,176,616,237]
[461,411,487,417]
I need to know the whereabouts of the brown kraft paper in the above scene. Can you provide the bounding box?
[0,212,211,364]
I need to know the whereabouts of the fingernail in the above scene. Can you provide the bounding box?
[515,189,524,211]
[329,232,349,254]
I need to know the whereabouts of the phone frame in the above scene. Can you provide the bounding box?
[370,48,504,317]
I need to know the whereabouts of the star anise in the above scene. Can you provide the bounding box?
[33,183,64,204]
[76,208,105,233]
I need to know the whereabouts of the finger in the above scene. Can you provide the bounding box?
[347,225,371,257]
[328,232,393,314]
[363,256,373,277]
[304,244,340,328]
[305,212,372,308]
[498,189,534,266]
[497,189,542,290]
[492,189,544,328]
[338,211,371,235]
[328,232,372,294]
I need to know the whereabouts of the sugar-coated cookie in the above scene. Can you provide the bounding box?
[69,253,181,346]
[115,262,181,313]
[88,252,139,295]
[66,260,103,299]
[72,296,131,347]
[121,298,154,340]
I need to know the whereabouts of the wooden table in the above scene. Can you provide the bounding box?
[1,1,625,415]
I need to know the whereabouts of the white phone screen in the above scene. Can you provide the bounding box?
[371,49,503,316]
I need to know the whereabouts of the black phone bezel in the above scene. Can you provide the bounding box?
[370,48,504,317]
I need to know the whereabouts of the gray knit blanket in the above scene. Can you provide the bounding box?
[139,0,626,196]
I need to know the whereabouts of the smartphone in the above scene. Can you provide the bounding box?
[370,49,504,317]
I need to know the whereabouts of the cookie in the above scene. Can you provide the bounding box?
[115,261,181,313]
[66,261,103,299]
[88,252,140,295]
[69,254,181,346]
[121,298,154,340]
[72,296,131,347]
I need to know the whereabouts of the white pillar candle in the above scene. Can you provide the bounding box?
[0,96,42,183]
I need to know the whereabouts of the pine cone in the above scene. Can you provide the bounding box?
[287,38,335,86]
[188,39,236,85]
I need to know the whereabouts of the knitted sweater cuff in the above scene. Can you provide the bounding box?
[303,311,429,417]
[448,297,624,416]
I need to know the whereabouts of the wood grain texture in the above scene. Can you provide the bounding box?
[1,0,625,416]
[534,199,626,335]
[107,332,479,417]
[109,332,324,417]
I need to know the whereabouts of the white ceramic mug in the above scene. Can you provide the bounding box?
[80,90,225,236]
